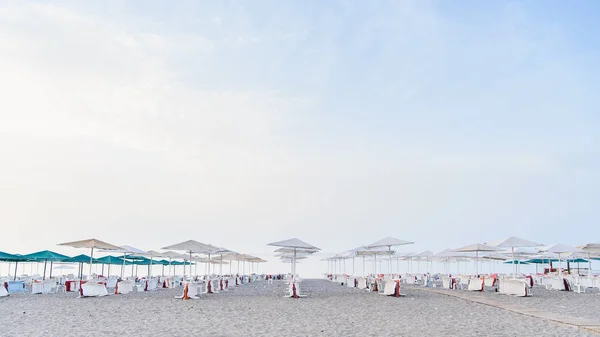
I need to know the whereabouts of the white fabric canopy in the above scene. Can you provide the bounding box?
[267,238,320,251]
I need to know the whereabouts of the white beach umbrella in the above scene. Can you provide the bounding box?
[365,237,414,276]
[415,250,434,273]
[267,238,320,279]
[453,243,503,275]
[492,236,542,276]
[580,243,600,274]
[204,244,235,276]
[102,245,148,278]
[58,238,121,281]
[162,240,214,278]
[546,244,582,274]
[354,246,395,275]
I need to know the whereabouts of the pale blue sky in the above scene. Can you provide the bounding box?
[0,1,598,276]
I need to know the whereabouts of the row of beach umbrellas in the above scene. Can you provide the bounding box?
[326,236,600,277]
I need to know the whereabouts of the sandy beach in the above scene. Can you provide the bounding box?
[0,279,595,337]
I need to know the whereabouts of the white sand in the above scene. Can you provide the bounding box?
[0,280,594,336]
[475,285,600,321]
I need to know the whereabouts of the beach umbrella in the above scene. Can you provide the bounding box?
[102,245,147,278]
[366,237,414,276]
[545,244,582,274]
[58,238,121,281]
[0,251,28,281]
[63,254,99,278]
[162,240,214,278]
[504,260,530,265]
[203,244,234,276]
[353,246,395,275]
[453,243,503,275]
[267,238,320,279]
[492,236,542,276]
[21,250,70,280]
[157,251,186,276]
[415,250,434,273]
[580,243,600,275]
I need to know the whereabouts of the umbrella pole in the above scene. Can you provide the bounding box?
[237,260,240,274]
[13,262,18,281]
[352,256,355,276]
[230,259,232,275]
[512,247,515,277]
[43,260,47,280]
[87,247,94,279]
[101,264,104,277]
[49,261,53,279]
[388,246,392,277]
[589,253,592,276]
[293,249,297,279]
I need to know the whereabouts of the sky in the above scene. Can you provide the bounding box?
[1,0,599,277]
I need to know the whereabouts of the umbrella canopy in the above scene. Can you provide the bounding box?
[96,256,132,265]
[161,240,214,277]
[63,254,99,264]
[365,237,414,275]
[546,244,581,254]
[415,250,434,258]
[493,236,542,248]
[453,243,503,253]
[162,240,213,253]
[268,238,320,279]
[504,260,530,265]
[157,251,186,259]
[366,237,414,248]
[453,243,503,275]
[53,265,76,269]
[545,244,582,274]
[21,250,71,280]
[267,238,320,250]
[0,251,26,261]
[354,246,396,256]
[58,238,121,281]
[170,261,193,266]
[59,239,121,250]
[581,242,600,253]
[21,250,70,262]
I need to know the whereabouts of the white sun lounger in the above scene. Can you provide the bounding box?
[80,281,108,297]
[498,279,530,297]
[115,280,134,294]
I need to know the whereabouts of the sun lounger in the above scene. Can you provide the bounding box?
[467,277,484,292]
[115,280,134,294]
[80,281,108,297]
[31,279,58,294]
[287,279,305,298]
[498,279,530,297]
[176,281,203,300]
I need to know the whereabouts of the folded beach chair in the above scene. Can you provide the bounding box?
[80,281,109,297]
[467,277,484,292]
[357,277,368,290]
[115,280,134,294]
[0,283,8,297]
[31,279,57,294]
[380,279,403,297]
[498,279,530,297]
[286,279,305,298]
[176,281,203,300]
